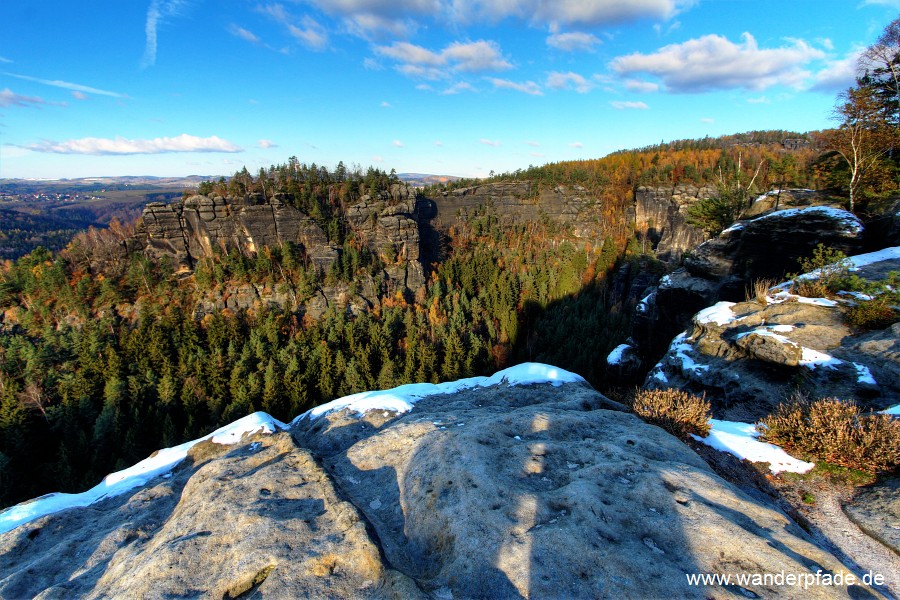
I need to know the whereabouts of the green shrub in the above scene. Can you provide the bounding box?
[789,244,852,298]
[632,389,711,439]
[846,298,899,329]
[757,396,900,475]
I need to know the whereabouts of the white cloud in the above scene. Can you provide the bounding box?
[416,83,433,91]
[261,5,329,50]
[363,58,384,70]
[525,140,540,147]
[546,32,601,52]
[747,96,770,104]
[0,56,11,64]
[71,91,88,100]
[488,78,543,95]
[700,117,714,123]
[380,101,392,107]
[546,71,593,93]
[22,134,243,155]
[2,72,124,98]
[450,0,692,27]
[0,89,46,108]
[393,139,405,147]
[811,48,863,93]
[530,152,545,158]
[610,100,649,109]
[434,140,444,146]
[625,79,659,93]
[257,139,278,149]
[142,0,190,68]
[569,141,584,148]
[480,138,501,147]
[375,39,510,79]
[372,154,385,162]
[228,24,260,44]
[304,0,439,37]
[441,81,477,94]
[610,32,825,93]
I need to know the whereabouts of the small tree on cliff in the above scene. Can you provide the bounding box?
[823,86,891,213]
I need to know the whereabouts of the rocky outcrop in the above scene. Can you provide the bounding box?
[346,184,425,292]
[133,185,427,316]
[631,184,717,261]
[645,252,900,421]
[630,204,866,364]
[134,194,338,272]
[0,372,874,599]
[423,182,602,239]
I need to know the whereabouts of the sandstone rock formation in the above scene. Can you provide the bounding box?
[0,375,874,599]
[631,184,717,261]
[424,182,602,240]
[645,251,900,422]
[630,203,866,364]
[132,185,427,316]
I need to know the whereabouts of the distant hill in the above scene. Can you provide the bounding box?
[396,173,460,187]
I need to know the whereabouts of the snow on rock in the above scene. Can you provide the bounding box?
[0,412,286,535]
[754,206,863,236]
[606,343,631,365]
[695,301,737,326]
[667,332,709,375]
[721,222,744,234]
[853,362,877,386]
[636,292,654,314]
[296,362,586,423]
[800,347,843,371]
[693,420,815,474]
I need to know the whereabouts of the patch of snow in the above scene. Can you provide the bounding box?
[0,412,286,535]
[636,292,655,314]
[734,329,792,344]
[659,274,673,289]
[769,324,795,333]
[722,222,744,234]
[695,301,737,326]
[754,206,863,236]
[800,348,842,370]
[607,343,631,366]
[692,419,814,474]
[768,291,839,307]
[852,363,877,386]
[845,246,900,270]
[296,363,586,423]
[652,369,669,383]
[839,290,874,302]
[668,333,709,375]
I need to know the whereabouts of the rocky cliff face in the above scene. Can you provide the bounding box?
[0,369,869,599]
[423,182,604,239]
[132,185,426,316]
[630,184,716,261]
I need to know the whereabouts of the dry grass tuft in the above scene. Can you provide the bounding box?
[757,394,900,475]
[631,389,711,439]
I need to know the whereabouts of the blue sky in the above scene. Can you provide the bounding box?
[1,0,898,180]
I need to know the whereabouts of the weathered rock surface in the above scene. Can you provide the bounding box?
[844,478,900,556]
[0,380,875,598]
